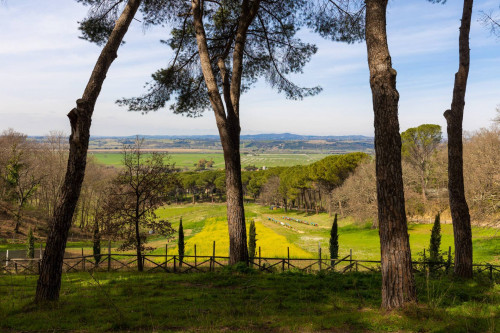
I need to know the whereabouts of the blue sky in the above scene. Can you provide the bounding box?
[0,0,499,137]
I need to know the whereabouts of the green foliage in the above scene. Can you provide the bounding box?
[329,214,339,262]
[248,220,257,261]
[429,213,443,265]
[178,217,184,266]
[26,227,34,259]
[118,1,321,114]
[401,124,442,174]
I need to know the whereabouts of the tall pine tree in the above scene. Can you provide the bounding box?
[27,227,35,259]
[248,220,257,264]
[178,217,184,267]
[429,213,442,271]
[329,213,339,267]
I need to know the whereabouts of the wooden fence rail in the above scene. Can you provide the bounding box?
[2,252,499,280]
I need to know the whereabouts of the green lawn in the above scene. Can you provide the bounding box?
[0,271,498,332]
[91,152,328,170]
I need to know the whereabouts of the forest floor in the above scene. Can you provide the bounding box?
[0,270,498,332]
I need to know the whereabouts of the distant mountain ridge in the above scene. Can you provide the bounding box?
[88,133,373,141]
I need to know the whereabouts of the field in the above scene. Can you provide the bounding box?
[91,152,329,170]
[2,204,499,332]
[2,203,498,265]
[1,271,498,332]
[152,204,500,264]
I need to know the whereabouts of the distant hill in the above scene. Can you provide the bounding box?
[90,133,373,142]
[31,133,374,154]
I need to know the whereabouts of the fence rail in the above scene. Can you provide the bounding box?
[2,251,499,280]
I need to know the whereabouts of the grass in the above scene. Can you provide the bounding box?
[0,271,498,332]
[3,203,498,265]
[91,152,328,170]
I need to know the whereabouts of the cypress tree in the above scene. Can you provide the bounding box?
[178,217,184,267]
[248,220,257,264]
[93,221,101,266]
[429,213,442,269]
[27,227,35,259]
[329,213,339,266]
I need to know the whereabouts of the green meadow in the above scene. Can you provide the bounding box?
[91,152,328,170]
[1,271,498,332]
[42,203,498,265]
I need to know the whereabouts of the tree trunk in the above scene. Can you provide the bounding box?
[135,218,143,272]
[220,128,248,265]
[191,0,259,265]
[444,0,473,279]
[35,0,142,302]
[421,174,427,203]
[14,205,22,233]
[365,0,417,310]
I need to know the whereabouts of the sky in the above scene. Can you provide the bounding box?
[0,0,499,137]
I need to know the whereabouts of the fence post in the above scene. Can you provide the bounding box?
[489,265,493,280]
[259,246,261,269]
[107,240,111,272]
[194,244,197,268]
[15,262,18,274]
[319,247,322,271]
[212,241,216,271]
[173,255,177,273]
[165,244,168,271]
[6,250,8,267]
[287,247,290,270]
[282,259,285,272]
[350,249,353,271]
[39,244,43,260]
[82,248,85,271]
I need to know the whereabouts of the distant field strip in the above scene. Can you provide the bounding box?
[92,152,328,169]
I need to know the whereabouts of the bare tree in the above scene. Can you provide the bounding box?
[444,0,474,279]
[365,0,416,309]
[36,0,142,302]
[0,130,45,234]
[101,138,175,271]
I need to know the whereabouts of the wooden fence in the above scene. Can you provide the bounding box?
[2,245,499,280]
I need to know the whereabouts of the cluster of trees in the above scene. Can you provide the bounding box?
[29,0,500,310]
[0,129,118,236]
[331,124,500,228]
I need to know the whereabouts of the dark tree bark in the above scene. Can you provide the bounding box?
[365,0,417,310]
[35,0,142,302]
[192,0,261,265]
[444,0,473,279]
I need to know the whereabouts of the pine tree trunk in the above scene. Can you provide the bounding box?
[220,126,248,265]
[365,0,417,310]
[444,0,473,279]
[35,0,142,302]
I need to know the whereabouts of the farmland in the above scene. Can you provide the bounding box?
[12,203,495,264]
[91,152,329,170]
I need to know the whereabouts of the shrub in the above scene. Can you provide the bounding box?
[178,217,184,267]
[248,220,257,263]
[329,213,339,266]
[26,227,34,259]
